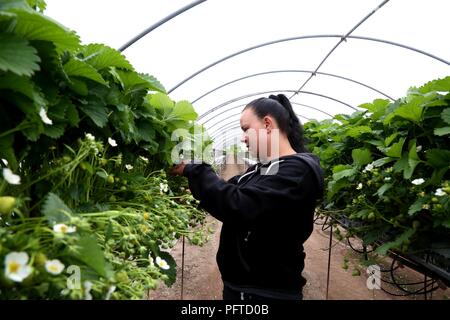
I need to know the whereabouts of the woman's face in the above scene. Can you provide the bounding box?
[240,108,268,158]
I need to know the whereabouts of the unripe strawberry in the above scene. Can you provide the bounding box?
[107,175,115,184]
[35,253,47,267]
[0,196,16,214]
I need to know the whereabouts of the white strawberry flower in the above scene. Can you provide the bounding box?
[363,163,374,173]
[105,285,116,300]
[2,168,21,185]
[411,178,425,186]
[53,223,77,234]
[45,259,65,275]
[39,107,53,125]
[4,252,33,282]
[85,133,95,141]
[108,137,117,147]
[435,188,446,197]
[416,145,422,152]
[125,164,133,170]
[159,182,169,194]
[139,156,149,162]
[155,256,170,270]
[384,177,391,181]
[356,183,363,190]
[84,281,93,300]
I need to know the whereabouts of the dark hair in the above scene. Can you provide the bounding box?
[244,94,308,153]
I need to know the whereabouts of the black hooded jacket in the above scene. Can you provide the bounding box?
[183,153,324,294]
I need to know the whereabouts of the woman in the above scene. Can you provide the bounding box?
[170,94,324,300]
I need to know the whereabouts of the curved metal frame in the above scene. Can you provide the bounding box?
[214,132,245,147]
[203,101,317,133]
[118,0,207,52]
[169,35,449,94]
[192,69,395,104]
[209,111,310,140]
[198,89,356,122]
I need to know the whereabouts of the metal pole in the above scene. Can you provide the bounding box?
[181,235,186,300]
[118,0,207,52]
[326,224,333,300]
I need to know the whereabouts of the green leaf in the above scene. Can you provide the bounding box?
[406,140,420,179]
[81,43,133,71]
[115,69,150,91]
[12,9,80,53]
[384,137,405,158]
[0,11,17,33]
[136,120,155,142]
[42,192,72,225]
[0,135,18,170]
[0,0,31,10]
[359,99,390,112]
[376,183,392,198]
[63,58,107,85]
[333,168,357,181]
[434,127,450,136]
[80,103,108,128]
[149,92,174,114]
[95,170,108,180]
[394,98,424,123]
[0,72,46,106]
[327,179,348,199]
[393,153,408,174]
[75,236,107,277]
[441,108,450,124]
[426,149,450,169]
[0,33,40,76]
[408,198,427,216]
[375,228,415,255]
[43,122,65,138]
[140,73,166,93]
[63,99,80,127]
[358,99,390,120]
[67,78,88,96]
[346,126,372,138]
[384,133,399,147]
[372,157,395,167]
[419,76,450,94]
[27,0,46,12]
[351,148,372,167]
[170,100,198,121]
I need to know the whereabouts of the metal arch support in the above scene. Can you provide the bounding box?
[201,100,331,128]
[292,0,390,97]
[198,89,356,122]
[203,102,314,132]
[118,0,207,52]
[214,131,245,147]
[200,103,246,126]
[168,34,449,94]
[206,108,312,138]
[208,112,310,140]
[191,69,395,104]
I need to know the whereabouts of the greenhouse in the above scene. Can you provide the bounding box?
[0,0,449,303]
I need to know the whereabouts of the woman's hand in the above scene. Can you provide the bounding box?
[169,162,187,176]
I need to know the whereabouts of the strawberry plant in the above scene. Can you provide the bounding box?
[0,0,212,299]
[305,76,450,258]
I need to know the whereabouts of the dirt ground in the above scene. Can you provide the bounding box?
[148,160,449,300]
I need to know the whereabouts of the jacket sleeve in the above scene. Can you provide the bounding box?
[183,161,313,225]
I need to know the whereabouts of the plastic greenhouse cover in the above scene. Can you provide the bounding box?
[45,0,450,146]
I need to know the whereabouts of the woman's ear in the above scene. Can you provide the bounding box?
[263,116,273,133]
